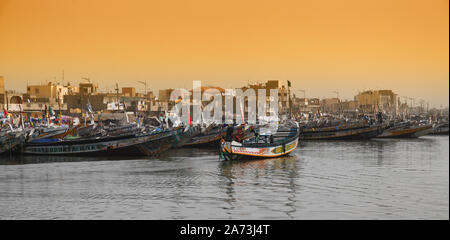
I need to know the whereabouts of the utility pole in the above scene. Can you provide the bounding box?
[298,89,306,113]
[115,83,120,111]
[138,80,147,115]
[58,92,62,125]
[5,91,8,111]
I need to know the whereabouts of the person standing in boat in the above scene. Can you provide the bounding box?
[253,128,259,143]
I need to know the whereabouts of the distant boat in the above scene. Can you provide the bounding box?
[430,123,449,135]
[220,123,299,161]
[0,123,27,155]
[0,131,26,155]
[377,122,433,138]
[299,122,383,140]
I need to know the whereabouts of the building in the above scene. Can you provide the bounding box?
[241,80,291,115]
[355,90,398,115]
[79,82,98,96]
[64,82,104,112]
[321,98,340,113]
[122,87,136,97]
[0,76,5,94]
[0,76,5,105]
[26,82,69,104]
[292,97,321,114]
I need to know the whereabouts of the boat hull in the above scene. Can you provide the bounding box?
[221,125,299,161]
[430,124,449,135]
[377,125,433,138]
[299,125,382,140]
[20,128,184,156]
[221,138,298,161]
[0,134,26,155]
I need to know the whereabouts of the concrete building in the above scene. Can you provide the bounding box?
[0,76,5,95]
[0,76,5,105]
[241,80,291,115]
[292,97,321,114]
[26,82,69,104]
[79,82,98,96]
[321,98,340,113]
[355,90,398,115]
[122,87,136,97]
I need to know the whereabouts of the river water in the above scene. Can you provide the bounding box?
[0,135,448,219]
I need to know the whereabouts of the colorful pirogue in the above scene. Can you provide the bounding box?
[21,126,191,156]
[0,118,200,156]
[220,123,299,161]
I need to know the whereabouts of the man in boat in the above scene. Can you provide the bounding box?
[253,128,259,143]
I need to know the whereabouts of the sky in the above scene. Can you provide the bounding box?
[0,0,448,107]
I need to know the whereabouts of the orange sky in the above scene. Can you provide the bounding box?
[0,0,448,107]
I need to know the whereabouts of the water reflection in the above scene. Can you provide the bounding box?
[218,156,300,218]
[0,154,148,165]
[0,136,448,219]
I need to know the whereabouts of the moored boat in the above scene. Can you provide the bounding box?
[20,126,187,156]
[220,123,299,161]
[377,122,433,138]
[299,122,383,140]
[0,131,26,155]
[430,122,449,135]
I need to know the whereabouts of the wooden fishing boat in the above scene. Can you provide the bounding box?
[299,123,383,140]
[20,126,188,156]
[430,123,449,135]
[0,132,26,155]
[0,123,27,155]
[377,123,434,138]
[27,125,70,142]
[220,124,299,161]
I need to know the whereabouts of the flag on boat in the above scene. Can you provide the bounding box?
[87,101,93,113]
[49,106,55,116]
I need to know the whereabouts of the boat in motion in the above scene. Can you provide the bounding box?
[220,123,299,161]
